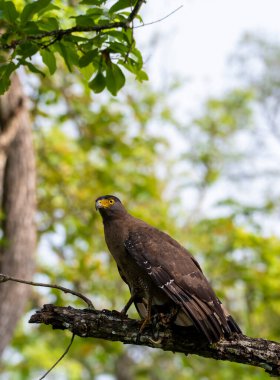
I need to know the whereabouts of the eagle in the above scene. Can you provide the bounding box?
[96,195,242,343]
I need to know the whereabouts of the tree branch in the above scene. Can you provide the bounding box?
[126,0,146,24]
[30,304,280,377]
[1,0,146,50]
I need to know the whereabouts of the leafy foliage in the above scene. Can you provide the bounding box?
[0,0,147,95]
[1,19,280,380]
[0,64,176,378]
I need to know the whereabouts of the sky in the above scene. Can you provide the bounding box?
[133,0,280,235]
[136,0,280,108]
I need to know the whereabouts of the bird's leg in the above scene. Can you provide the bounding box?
[135,297,152,343]
[139,296,152,333]
[136,296,155,343]
[120,293,137,316]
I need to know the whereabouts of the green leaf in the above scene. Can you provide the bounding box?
[38,17,59,31]
[108,41,129,55]
[109,0,137,13]
[136,69,148,81]
[80,64,95,81]
[78,49,98,68]
[54,42,79,72]
[22,21,40,34]
[89,34,108,48]
[41,49,56,74]
[106,30,130,44]
[74,15,97,27]
[86,7,104,17]
[37,3,60,16]
[2,1,19,23]
[24,61,45,76]
[17,42,39,58]
[130,47,143,65]
[0,74,9,96]
[105,63,125,96]
[120,55,143,73]
[126,28,133,44]
[89,71,106,93]
[0,62,17,94]
[21,0,52,23]
[55,43,72,72]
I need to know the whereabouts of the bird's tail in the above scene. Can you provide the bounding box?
[226,314,242,335]
[221,304,242,335]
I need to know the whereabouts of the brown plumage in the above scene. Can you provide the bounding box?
[96,195,242,343]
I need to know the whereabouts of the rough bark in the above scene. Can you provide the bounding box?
[0,74,36,356]
[30,305,280,377]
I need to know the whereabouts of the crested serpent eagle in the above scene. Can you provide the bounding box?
[96,195,242,343]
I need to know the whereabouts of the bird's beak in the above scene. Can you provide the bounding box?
[95,199,109,210]
[95,200,102,210]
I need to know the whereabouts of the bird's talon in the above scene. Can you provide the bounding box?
[148,336,163,345]
[120,309,128,317]
[109,309,126,317]
[84,306,95,312]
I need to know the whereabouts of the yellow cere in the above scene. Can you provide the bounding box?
[100,198,115,208]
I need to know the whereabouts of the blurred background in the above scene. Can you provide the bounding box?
[0,0,280,379]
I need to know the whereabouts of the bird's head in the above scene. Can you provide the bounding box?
[95,195,126,220]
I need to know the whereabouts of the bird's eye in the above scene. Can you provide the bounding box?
[109,199,115,205]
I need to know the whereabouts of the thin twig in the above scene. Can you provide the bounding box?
[134,5,183,28]
[38,333,75,380]
[0,274,94,308]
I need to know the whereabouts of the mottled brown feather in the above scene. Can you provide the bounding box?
[96,195,242,343]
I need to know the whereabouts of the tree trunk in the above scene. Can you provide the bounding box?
[0,74,36,356]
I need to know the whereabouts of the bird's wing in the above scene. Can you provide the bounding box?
[124,227,231,343]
